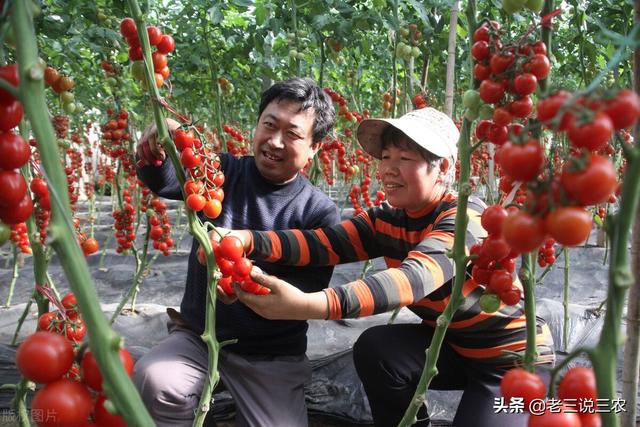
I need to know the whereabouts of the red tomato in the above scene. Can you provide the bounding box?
[537,91,569,124]
[524,54,550,80]
[218,276,235,296]
[473,25,490,42]
[0,170,28,206]
[146,26,163,46]
[212,172,225,187]
[567,112,613,152]
[31,379,93,427]
[240,277,262,294]
[0,193,33,224]
[487,123,508,145]
[502,210,547,253]
[492,107,512,127]
[81,348,134,392]
[0,99,24,132]
[514,73,538,96]
[217,257,235,276]
[185,193,206,211]
[119,17,137,38]
[475,120,492,140]
[180,147,202,169]
[183,179,202,195]
[81,238,99,255]
[0,131,30,170]
[16,331,74,383]
[604,89,640,129]
[545,207,592,246]
[64,319,87,343]
[157,35,175,54]
[560,155,617,206]
[479,79,506,104]
[500,368,546,409]
[94,395,128,427]
[488,269,513,293]
[499,286,521,305]
[219,235,244,262]
[174,129,194,151]
[233,257,253,279]
[557,366,597,402]
[527,407,581,427]
[509,96,533,118]
[151,52,168,72]
[471,41,490,61]
[202,199,222,219]
[30,178,49,198]
[481,204,508,236]
[38,312,60,332]
[490,52,515,74]
[498,140,545,182]
[61,292,78,313]
[473,63,491,81]
[481,235,510,261]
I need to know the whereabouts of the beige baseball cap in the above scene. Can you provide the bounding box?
[356,107,460,162]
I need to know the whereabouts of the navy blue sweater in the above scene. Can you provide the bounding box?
[138,153,340,355]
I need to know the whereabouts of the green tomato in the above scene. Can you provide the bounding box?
[462,90,481,110]
[401,44,413,60]
[464,108,479,121]
[63,102,76,114]
[60,91,74,104]
[399,27,410,38]
[479,293,501,313]
[130,61,145,81]
[0,222,10,246]
[411,46,421,58]
[525,0,544,12]
[289,49,299,58]
[478,104,494,120]
[296,51,305,60]
[97,11,107,22]
[502,0,526,14]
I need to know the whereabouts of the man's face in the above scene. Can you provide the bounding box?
[253,99,318,184]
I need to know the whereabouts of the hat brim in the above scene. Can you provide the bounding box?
[357,116,456,160]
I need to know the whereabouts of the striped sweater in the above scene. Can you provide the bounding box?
[249,192,555,366]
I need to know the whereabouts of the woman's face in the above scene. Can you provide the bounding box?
[379,140,444,211]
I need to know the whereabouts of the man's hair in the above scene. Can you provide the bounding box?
[380,126,455,189]
[258,78,336,144]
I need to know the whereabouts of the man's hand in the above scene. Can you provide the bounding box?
[233,269,329,320]
[135,118,181,167]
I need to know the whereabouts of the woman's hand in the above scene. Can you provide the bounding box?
[233,269,329,320]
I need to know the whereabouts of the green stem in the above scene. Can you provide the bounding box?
[11,378,32,427]
[520,253,538,370]
[11,296,33,346]
[5,243,19,307]
[11,1,154,424]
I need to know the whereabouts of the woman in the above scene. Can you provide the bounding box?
[222,107,555,427]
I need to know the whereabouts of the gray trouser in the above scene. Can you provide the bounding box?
[132,322,311,427]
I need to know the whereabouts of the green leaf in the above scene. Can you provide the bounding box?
[255,3,267,26]
[208,6,224,24]
[407,0,428,24]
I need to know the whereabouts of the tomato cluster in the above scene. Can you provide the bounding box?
[43,65,77,113]
[197,235,269,296]
[500,366,600,427]
[472,204,522,312]
[396,23,422,61]
[143,194,175,256]
[0,65,33,227]
[174,128,226,220]
[412,92,429,109]
[324,87,366,123]
[9,222,31,254]
[112,190,136,254]
[120,17,175,89]
[100,109,132,165]
[222,124,250,156]
[381,89,401,114]
[18,293,134,427]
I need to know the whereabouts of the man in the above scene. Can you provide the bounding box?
[133,78,340,427]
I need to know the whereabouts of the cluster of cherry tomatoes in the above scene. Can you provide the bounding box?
[412,92,429,109]
[43,65,76,114]
[381,89,401,114]
[112,188,137,254]
[100,109,131,162]
[473,204,521,312]
[18,291,134,426]
[501,366,600,427]
[197,235,269,296]
[143,193,174,256]
[0,64,33,227]
[9,222,30,253]
[120,17,175,89]
[174,128,226,220]
[222,124,250,157]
